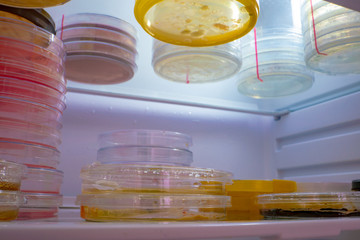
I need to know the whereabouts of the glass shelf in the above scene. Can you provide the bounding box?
[47,0,360,117]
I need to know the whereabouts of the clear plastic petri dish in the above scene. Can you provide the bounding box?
[0,159,27,191]
[21,167,63,194]
[80,162,233,195]
[98,129,193,150]
[97,146,193,166]
[0,5,55,33]
[0,0,70,8]
[296,182,352,193]
[0,60,66,94]
[76,192,230,221]
[301,0,360,74]
[152,39,242,83]
[134,0,259,47]
[0,190,25,221]
[0,139,60,169]
[0,117,62,149]
[237,28,314,98]
[0,97,63,125]
[0,77,66,112]
[258,192,360,219]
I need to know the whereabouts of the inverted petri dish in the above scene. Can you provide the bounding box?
[97,146,193,166]
[301,0,360,74]
[0,190,24,221]
[0,5,55,33]
[0,159,27,191]
[76,192,230,221]
[59,13,137,40]
[21,167,63,194]
[134,0,259,47]
[0,0,70,8]
[80,162,233,195]
[152,39,242,83]
[0,77,66,112]
[0,117,62,149]
[98,129,192,150]
[0,97,63,125]
[0,139,60,169]
[258,192,360,219]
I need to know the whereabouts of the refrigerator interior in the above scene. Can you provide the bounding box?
[1,0,360,239]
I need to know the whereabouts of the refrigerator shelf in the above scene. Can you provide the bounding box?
[0,208,360,240]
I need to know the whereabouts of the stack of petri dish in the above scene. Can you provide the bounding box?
[77,129,233,221]
[301,0,360,75]
[237,0,314,98]
[0,160,26,221]
[152,39,242,83]
[258,181,360,219]
[57,13,138,84]
[0,7,65,219]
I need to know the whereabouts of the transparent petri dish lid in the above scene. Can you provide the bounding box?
[0,17,64,54]
[59,13,137,40]
[134,0,259,47]
[21,167,63,194]
[0,190,25,206]
[0,5,55,33]
[64,51,137,84]
[296,182,352,193]
[23,167,64,182]
[0,139,60,169]
[0,77,66,112]
[98,129,193,150]
[22,192,63,207]
[97,146,193,166]
[76,192,230,209]
[0,0,70,8]
[152,39,242,83]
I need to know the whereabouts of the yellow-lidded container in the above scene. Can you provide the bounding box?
[225,179,296,220]
[0,0,70,8]
[134,0,259,47]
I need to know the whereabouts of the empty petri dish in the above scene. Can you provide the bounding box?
[0,190,24,221]
[301,0,360,74]
[0,159,26,191]
[19,192,62,219]
[80,162,233,195]
[237,28,314,98]
[0,0,70,8]
[21,167,63,194]
[98,129,192,150]
[0,139,60,169]
[258,192,360,219]
[152,39,242,83]
[134,0,259,47]
[76,192,230,221]
[97,146,193,166]
[0,5,55,33]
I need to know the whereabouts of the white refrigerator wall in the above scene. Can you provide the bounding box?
[59,92,276,196]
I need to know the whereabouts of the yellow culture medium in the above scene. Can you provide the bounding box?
[134,0,259,46]
[0,0,70,8]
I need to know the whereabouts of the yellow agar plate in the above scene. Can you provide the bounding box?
[134,0,259,46]
[0,0,70,8]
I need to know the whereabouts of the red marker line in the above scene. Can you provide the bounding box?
[60,14,65,40]
[186,68,190,84]
[254,27,263,82]
[310,0,327,56]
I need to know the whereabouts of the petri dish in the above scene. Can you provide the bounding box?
[0,159,26,191]
[98,129,192,150]
[76,192,230,221]
[0,139,60,169]
[0,190,24,221]
[19,192,62,219]
[134,0,259,47]
[80,162,233,195]
[237,28,314,98]
[97,146,193,166]
[0,117,62,149]
[296,182,352,193]
[0,0,70,8]
[21,167,63,194]
[0,5,55,33]
[152,39,242,83]
[258,192,360,219]
[301,0,360,74]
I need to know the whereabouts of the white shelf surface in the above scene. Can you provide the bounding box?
[1,209,360,240]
